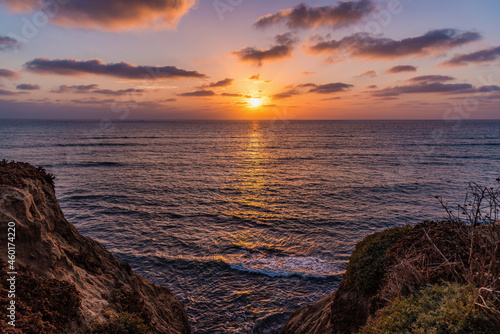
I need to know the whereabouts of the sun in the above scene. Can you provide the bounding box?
[248,98,263,108]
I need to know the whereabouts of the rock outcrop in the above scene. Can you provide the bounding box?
[283,220,500,334]
[0,161,191,333]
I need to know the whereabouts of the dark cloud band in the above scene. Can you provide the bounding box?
[233,33,297,66]
[0,0,195,31]
[24,58,207,80]
[307,29,481,60]
[386,65,417,73]
[443,46,500,66]
[255,0,375,29]
[16,83,40,90]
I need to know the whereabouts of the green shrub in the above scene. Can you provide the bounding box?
[343,225,412,295]
[359,283,497,334]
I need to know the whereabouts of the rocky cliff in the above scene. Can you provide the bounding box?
[283,218,499,333]
[0,161,191,333]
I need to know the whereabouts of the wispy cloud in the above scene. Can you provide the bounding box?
[386,65,418,73]
[273,82,353,99]
[306,29,481,60]
[70,98,116,105]
[254,0,375,30]
[442,46,500,66]
[16,83,40,90]
[354,70,376,78]
[50,84,145,96]
[0,36,20,51]
[305,82,353,94]
[25,58,207,79]
[233,33,297,66]
[0,69,21,79]
[201,78,234,88]
[93,88,145,96]
[0,0,196,31]
[51,84,100,93]
[221,93,244,97]
[372,82,473,97]
[178,90,216,97]
[407,75,455,83]
[272,89,301,100]
[0,89,27,96]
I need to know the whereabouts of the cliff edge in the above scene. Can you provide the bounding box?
[0,161,191,333]
[283,205,500,333]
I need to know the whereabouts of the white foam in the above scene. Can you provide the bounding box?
[221,254,341,278]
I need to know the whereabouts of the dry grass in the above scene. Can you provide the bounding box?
[376,179,500,325]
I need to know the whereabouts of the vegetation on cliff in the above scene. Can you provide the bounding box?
[284,179,500,334]
[360,283,496,334]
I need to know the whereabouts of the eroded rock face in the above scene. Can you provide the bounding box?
[0,161,191,333]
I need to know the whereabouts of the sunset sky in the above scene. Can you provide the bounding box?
[0,0,499,120]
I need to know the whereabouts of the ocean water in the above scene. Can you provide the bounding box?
[0,120,499,333]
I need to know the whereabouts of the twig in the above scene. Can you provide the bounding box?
[422,228,461,279]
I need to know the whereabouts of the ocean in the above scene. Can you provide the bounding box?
[1,120,499,333]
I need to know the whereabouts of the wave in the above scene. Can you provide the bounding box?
[62,161,124,167]
[56,142,145,147]
[121,251,341,279]
[221,254,341,278]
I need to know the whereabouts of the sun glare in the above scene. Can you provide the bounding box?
[248,98,263,108]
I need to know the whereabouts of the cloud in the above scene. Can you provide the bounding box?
[272,89,301,99]
[51,84,100,93]
[70,98,116,105]
[386,65,417,73]
[0,89,26,96]
[0,0,196,31]
[201,78,234,88]
[305,82,353,94]
[307,29,481,60]
[354,70,376,78]
[372,82,473,97]
[300,71,315,75]
[0,36,20,51]
[24,58,207,80]
[273,82,353,99]
[367,85,378,89]
[178,90,215,97]
[0,69,21,79]
[92,88,145,96]
[442,45,500,66]
[220,93,244,97]
[50,84,145,96]
[232,33,297,66]
[249,74,260,80]
[407,75,455,83]
[445,85,500,95]
[163,98,177,102]
[16,83,40,90]
[254,0,375,29]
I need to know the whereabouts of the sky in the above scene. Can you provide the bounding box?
[0,0,499,120]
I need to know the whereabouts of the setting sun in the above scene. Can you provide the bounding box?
[248,98,263,108]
